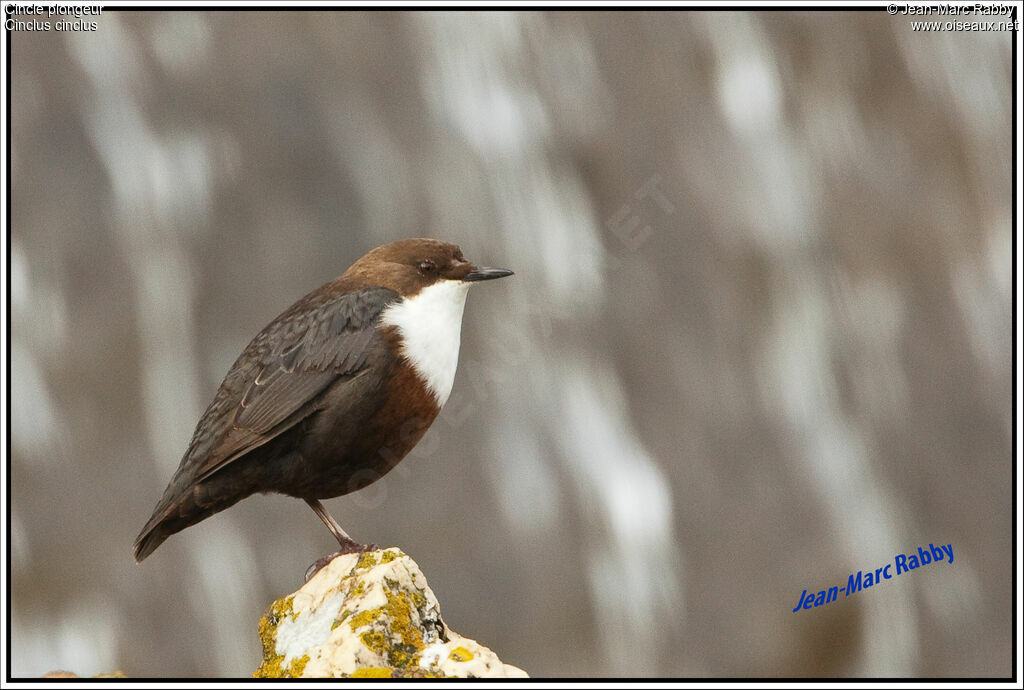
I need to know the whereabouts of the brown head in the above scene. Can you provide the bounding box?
[340,238,512,296]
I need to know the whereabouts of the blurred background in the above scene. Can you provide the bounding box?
[8,8,1013,678]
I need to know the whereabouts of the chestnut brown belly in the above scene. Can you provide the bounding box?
[268,358,441,499]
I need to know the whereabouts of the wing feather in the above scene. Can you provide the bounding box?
[186,285,398,483]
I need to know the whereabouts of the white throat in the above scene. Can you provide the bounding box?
[380,279,471,407]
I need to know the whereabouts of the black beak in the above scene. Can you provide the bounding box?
[464,267,514,282]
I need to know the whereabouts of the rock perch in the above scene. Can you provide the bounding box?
[253,548,528,678]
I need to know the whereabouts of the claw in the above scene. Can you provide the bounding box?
[304,542,378,581]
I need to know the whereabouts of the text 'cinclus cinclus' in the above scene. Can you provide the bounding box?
[133,238,513,564]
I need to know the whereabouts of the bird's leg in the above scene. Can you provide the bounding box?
[305,498,361,550]
[303,499,376,581]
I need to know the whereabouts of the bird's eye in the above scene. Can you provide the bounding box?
[418,260,436,274]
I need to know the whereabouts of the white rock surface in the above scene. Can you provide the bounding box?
[254,548,528,678]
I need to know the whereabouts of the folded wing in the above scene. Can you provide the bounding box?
[191,285,398,483]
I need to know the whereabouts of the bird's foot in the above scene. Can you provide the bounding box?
[304,542,378,582]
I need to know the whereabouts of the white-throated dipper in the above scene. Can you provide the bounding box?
[133,238,513,563]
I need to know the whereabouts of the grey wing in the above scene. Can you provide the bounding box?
[191,285,398,483]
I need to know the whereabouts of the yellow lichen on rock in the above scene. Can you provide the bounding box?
[254,595,299,678]
[350,666,393,678]
[347,576,428,668]
[253,548,527,678]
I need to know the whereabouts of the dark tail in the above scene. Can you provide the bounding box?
[133,519,173,563]
[133,496,198,563]
[133,478,246,562]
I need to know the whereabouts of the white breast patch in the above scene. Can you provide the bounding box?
[379,279,472,407]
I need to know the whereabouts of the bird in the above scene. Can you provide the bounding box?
[133,238,513,564]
